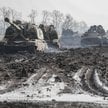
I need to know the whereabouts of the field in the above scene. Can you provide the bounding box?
[0,47,107,107]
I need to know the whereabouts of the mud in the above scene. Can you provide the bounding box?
[0,102,106,108]
[0,47,106,91]
[0,47,108,107]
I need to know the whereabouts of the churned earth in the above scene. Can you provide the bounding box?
[0,47,108,107]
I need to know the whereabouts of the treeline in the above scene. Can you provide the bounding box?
[0,7,88,35]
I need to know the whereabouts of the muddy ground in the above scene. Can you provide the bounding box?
[0,101,107,108]
[0,47,108,107]
[0,47,107,86]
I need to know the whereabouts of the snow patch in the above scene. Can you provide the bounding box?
[94,70,108,91]
[0,74,65,102]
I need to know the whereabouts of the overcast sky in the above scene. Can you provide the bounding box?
[0,0,108,29]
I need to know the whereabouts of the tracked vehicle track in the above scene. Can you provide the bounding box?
[75,66,108,97]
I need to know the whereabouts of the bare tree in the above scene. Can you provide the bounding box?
[9,8,22,21]
[62,14,74,30]
[78,21,88,33]
[62,14,88,33]
[0,7,11,33]
[51,10,64,30]
[0,7,22,34]
[41,10,51,25]
[0,7,11,18]
[28,9,37,24]
[0,7,22,21]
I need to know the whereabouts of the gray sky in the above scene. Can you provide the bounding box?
[0,0,108,29]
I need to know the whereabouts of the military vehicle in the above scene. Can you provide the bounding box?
[0,18,37,54]
[81,32,102,47]
[81,25,107,47]
[0,18,60,54]
[60,29,81,49]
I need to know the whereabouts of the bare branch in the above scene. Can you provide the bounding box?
[28,9,37,24]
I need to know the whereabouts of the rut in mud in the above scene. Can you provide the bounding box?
[74,66,108,97]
